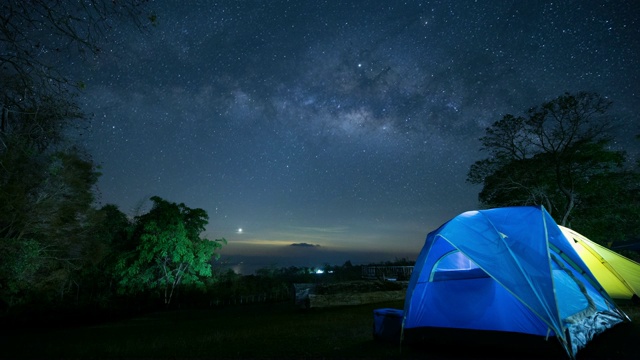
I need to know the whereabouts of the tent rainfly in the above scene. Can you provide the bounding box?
[402,206,630,359]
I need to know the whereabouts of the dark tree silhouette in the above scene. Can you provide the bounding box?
[467,92,638,240]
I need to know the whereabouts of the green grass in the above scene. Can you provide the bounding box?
[1,300,408,359]
[1,300,639,359]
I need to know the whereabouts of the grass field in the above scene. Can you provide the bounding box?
[1,301,639,359]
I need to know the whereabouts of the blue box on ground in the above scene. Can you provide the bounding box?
[373,308,404,343]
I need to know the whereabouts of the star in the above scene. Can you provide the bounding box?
[76,0,639,275]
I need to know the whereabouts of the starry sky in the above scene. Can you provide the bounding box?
[71,1,639,274]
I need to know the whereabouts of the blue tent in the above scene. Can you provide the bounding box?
[402,206,630,359]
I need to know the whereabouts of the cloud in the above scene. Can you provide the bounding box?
[288,226,348,234]
[290,242,321,248]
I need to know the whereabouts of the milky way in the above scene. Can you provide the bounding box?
[73,1,640,273]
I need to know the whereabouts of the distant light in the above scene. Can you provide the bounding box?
[237,228,243,233]
[315,269,324,274]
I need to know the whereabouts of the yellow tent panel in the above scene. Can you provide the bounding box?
[560,226,640,301]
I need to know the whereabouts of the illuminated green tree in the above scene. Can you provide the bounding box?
[116,196,225,305]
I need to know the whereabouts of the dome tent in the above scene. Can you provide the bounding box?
[402,206,630,359]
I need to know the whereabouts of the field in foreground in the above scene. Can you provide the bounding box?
[1,300,639,359]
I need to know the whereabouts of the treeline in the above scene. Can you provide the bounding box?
[177,259,414,309]
[0,194,226,323]
[0,250,411,326]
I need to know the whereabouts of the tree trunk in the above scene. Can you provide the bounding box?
[560,192,575,226]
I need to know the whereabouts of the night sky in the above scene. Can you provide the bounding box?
[71,1,640,274]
